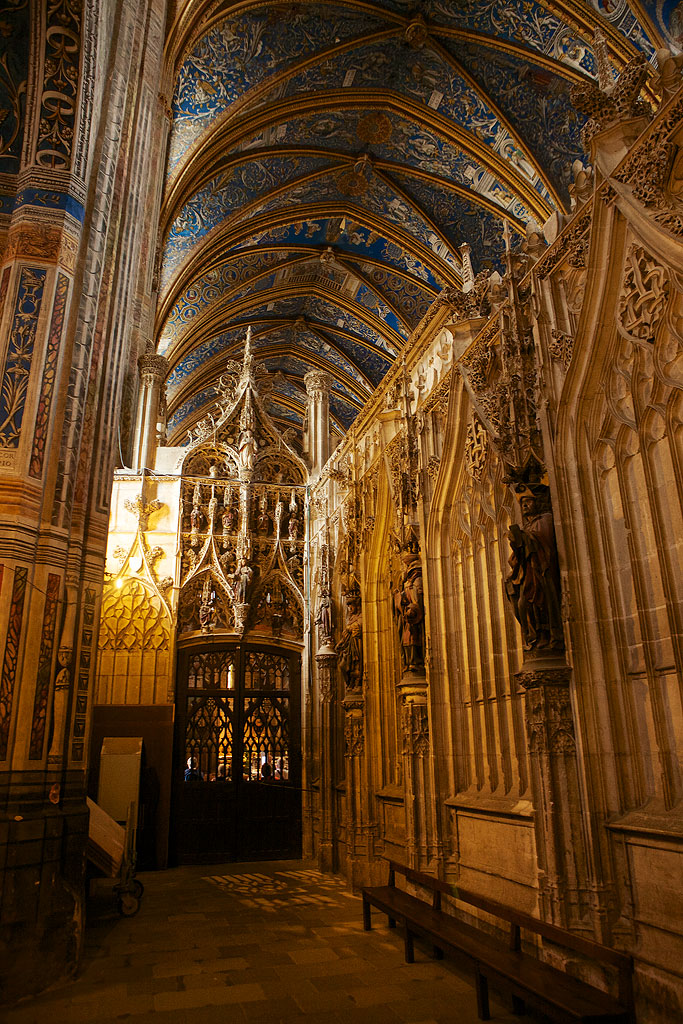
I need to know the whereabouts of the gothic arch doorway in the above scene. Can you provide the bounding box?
[172,640,302,864]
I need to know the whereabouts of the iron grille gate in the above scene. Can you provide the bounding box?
[172,643,302,864]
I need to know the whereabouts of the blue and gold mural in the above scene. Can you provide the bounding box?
[159,0,663,444]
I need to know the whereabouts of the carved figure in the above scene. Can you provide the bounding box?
[199,579,215,633]
[257,507,271,534]
[190,505,203,531]
[47,648,72,759]
[393,549,425,672]
[288,513,299,543]
[222,505,236,534]
[238,427,257,472]
[234,558,253,604]
[505,493,563,653]
[336,591,363,690]
[315,583,333,644]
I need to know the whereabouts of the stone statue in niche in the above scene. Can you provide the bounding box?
[238,427,257,473]
[393,541,425,673]
[190,504,203,531]
[505,490,563,654]
[199,578,216,633]
[47,647,72,760]
[257,495,271,534]
[222,503,236,535]
[315,581,333,646]
[336,589,363,690]
[233,557,253,605]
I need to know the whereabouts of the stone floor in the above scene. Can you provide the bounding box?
[6,860,526,1024]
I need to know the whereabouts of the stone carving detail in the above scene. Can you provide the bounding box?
[177,328,306,641]
[139,351,168,388]
[505,490,563,654]
[344,702,364,755]
[99,578,170,651]
[392,533,425,674]
[401,702,430,756]
[617,245,669,344]
[438,266,491,324]
[549,330,574,371]
[315,545,334,648]
[124,494,163,532]
[569,31,650,150]
[517,670,575,755]
[464,417,488,479]
[336,587,363,692]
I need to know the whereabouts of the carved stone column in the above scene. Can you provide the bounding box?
[304,370,333,479]
[516,664,590,926]
[317,649,337,873]
[133,351,169,470]
[397,673,433,867]
[342,693,367,884]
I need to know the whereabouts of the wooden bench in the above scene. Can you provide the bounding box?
[362,861,634,1023]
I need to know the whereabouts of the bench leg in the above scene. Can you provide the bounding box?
[432,944,444,960]
[475,967,490,1021]
[511,994,526,1016]
[404,926,414,964]
[362,896,371,932]
[388,915,396,929]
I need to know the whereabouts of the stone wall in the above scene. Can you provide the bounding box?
[306,90,683,1022]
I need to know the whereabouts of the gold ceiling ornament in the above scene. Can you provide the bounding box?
[337,153,373,197]
[356,111,392,145]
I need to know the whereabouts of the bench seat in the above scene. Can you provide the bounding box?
[362,868,633,1024]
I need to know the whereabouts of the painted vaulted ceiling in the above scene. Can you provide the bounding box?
[158,0,667,447]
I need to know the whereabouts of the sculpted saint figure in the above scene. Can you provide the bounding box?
[315,583,333,644]
[234,558,253,604]
[190,505,203,531]
[506,493,563,653]
[257,507,271,535]
[238,427,257,473]
[222,505,236,534]
[393,547,425,672]
[199,581,215,632]
[336,591,363,690]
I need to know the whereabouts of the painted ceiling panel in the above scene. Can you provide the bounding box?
[426,0,597,70]
[587,0,659,55]
[161,251,295,352]
[441,38,587,200]
[164,155,332,266]
[234,169,460,268]
[228,222,441,286]
[169,3,393,169]
[276,36,552,195]
[158,0,660,447]
[388,171,521,273]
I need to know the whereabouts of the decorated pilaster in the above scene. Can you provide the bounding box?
[304,370,333,479]
[459,220,588,928]
[316,551,338,871]
[133,349,169,470]
[0,0,171,1001]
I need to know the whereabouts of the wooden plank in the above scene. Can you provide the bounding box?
[86,797,125,878]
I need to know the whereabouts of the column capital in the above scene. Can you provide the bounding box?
[304,369,333,398]
[138,351,169,386]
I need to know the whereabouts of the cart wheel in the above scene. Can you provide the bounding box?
[131,879,144,898]
[118,892,140,917]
